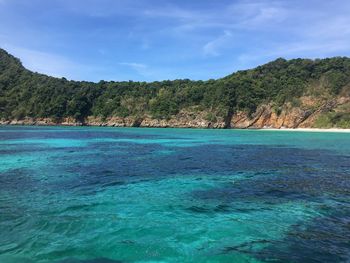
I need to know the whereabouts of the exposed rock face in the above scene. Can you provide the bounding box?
[85,110,226,128]
[140,110,226,128]
[231,97,349,129]
[85,116,134,127]
[0,117,83,126]
[231,104,310,129]
[1,97,349,129]
[230,97,349,128]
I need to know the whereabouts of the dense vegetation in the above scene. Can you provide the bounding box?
[1,48,350,126]
[314,102,350,128]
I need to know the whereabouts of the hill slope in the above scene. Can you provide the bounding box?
[0,48,349,128]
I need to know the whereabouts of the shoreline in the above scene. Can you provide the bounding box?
[257,128,350,133]
[1,123,350,133]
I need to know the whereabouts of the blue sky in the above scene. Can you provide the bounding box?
[0,0,350,82]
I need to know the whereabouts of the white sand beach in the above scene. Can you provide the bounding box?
[260,128,350,133]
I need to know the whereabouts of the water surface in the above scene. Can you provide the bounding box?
[1,126,350,262]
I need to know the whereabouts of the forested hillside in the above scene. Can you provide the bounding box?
[1,48,349,128]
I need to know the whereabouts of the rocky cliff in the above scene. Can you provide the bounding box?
[2,96,349,129]
[231,97,350,129]
[1,48,350,128]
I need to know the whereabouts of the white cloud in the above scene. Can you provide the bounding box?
[2,44,96,80]
[236,39,350,71]
[160,0,288,35]
[203,30,233,57]
[119,62,147,69]
[2,0,350,81]
[227,1,288,28]
[119,62,149,76]
[273,41,350,58]
[304,16,350,40]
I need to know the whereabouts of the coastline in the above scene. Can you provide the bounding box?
[1,122,350,133]
[2,97,350,131]
[258,128,350,133]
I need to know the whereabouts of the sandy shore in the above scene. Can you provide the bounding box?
[260,128,350,133]
[1,121,350,132]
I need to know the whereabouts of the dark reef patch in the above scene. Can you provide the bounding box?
[59,258,123,263]
[247,207,350,262]
[2,127,350,262]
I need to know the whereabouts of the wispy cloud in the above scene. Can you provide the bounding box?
[158,0,288,35]
[1,44,98,80]
[119,62,149,77]
[62,0,288,34]
[235,1,350,67]
[203,30,233,57]
[1,0,350,81]
[119,62,147,69]
[304,16,350,40]
[227,1,288,28]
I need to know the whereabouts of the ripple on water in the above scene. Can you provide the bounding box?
[1,127,350,262]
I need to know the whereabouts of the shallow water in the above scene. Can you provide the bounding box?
[0,126,350,263]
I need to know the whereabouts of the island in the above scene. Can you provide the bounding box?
[1,48,349,129]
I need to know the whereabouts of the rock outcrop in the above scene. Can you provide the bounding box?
[231,97,349,129]
[0,117,83,126]
[1,97,349,129]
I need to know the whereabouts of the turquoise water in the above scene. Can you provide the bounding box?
[0,126,350,263]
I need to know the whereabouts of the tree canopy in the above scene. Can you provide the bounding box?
[1,48,349,124]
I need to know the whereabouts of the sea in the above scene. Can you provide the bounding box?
[0,126,350,263]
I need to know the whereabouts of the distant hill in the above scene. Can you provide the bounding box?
[0,48,349,128]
